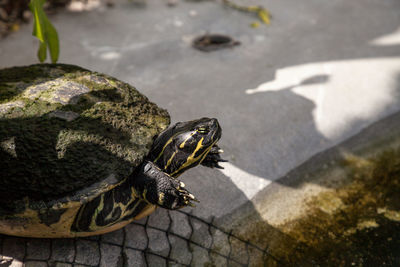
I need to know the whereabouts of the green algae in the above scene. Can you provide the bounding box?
[286,149,400,266]
[0,83,19,103]
[230,148,400,266]
[0,64,170,210]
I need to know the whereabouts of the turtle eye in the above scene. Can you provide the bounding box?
[197,127,209,134]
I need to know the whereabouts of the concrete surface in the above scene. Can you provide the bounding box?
[0,0,399,265]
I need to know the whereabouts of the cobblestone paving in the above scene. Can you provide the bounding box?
[0,210,278,267]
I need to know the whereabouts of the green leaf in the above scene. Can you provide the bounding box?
[38,41,47,62]
[42,15,59,63]
[30,1,45,42]
[29,0,60,63]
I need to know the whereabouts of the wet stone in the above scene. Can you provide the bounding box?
[50,239,75,262]
[100,243,122,267]
[84,235,100,241]
[168,235,191,265]
[51,263,72,267]
[189,244,209,267]
[146,228,170,257]
[124,248,146,267]
[75,240,100,266]
[22,81,51,98]
[26,239,51,260]
[210,227,230,256]
[83,75,109,85]
[53,81,91,105]
[209,251,228,266]
[148,208,170,231]
[0,100,25,115]
[2,237,25,259]
[248,246,267,266]
[229,236,249,265]
[24,79,90,105]
[25,261,47,267]
[48,110,80,122]
[265,232,299,262]
[134,216,148,225]
[124,223,147,250]
[168,262,186,267]
[0,63,170,222]
[102,228,124,246]
[190,218,212,248]
[169,211,191,239]
[227,260,244,267]
[146,254,167,267]
[263,256,280,267]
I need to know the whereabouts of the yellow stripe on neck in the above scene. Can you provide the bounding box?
[170,137,206,176]
[154,137,174,163]
[164,151,177,170]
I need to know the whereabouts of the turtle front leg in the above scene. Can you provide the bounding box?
[131,161,198,210]
[201,144,227,169]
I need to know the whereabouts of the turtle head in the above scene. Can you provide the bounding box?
[149,118,222,177]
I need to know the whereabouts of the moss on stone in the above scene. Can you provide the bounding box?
[231,147,400,266]
[0,64,170,210]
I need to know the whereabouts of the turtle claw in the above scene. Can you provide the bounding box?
[188,193,198,201]
[176,184,199,208]
[186,195,199,207]
[187,193,199,204]
[201,144,227,169]
[158,179,199,210]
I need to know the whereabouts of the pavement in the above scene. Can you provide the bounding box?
[0,0,399,265]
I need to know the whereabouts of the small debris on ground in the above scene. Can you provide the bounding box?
[192,34,240,52]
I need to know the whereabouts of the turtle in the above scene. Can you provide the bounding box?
[0,64,225,237]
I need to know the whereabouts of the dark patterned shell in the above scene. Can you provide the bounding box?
[0,64,170,213]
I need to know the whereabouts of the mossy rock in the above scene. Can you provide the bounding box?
[0,64,170,213]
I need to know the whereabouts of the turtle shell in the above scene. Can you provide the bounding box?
[0,64,170,215]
